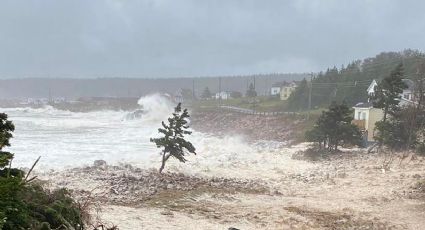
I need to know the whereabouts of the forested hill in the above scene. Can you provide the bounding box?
[287,50,425,111]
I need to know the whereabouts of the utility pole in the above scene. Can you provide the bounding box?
[253,75,256,112]
[48,87,52,104]
[218,77,222,108]
[307,72,313,120]
[192,79,195,101]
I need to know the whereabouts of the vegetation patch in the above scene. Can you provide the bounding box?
[0,112,101,230]
[291,148,331,162]
[284,206,395,229]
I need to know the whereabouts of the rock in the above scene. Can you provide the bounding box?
[93,160,107,168]
[413,174,421,179]
[123,164,133,170]
[111,188,119,195]
[337,172,347,178]
[273,190,282,195]
[160,210,174,216]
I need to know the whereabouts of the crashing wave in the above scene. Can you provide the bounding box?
[124,109,146,120]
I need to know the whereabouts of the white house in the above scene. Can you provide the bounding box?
[352,102,384,142]
[270,83,282,96]
[367,79,415,103]
[366,79,378,97]
[353,78,416,142]
[215,91,232,100]
[280,82,297,100]
[400,79,415,106]
[270,81,298,100]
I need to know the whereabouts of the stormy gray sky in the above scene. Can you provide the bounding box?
[0,0,424,78]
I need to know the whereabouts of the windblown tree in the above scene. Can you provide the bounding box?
[151,103,196,173]
[305,102,362,151]
[374,106,424,150]
[370,63,407,121]
[371,64,408,150]
[373,63,425,151]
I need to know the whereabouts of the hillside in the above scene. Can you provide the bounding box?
[288,50,425,110]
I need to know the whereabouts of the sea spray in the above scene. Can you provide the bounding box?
[4,101,313,182]
[136,94,175,122]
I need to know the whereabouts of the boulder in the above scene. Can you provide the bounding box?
[93,160,107,168]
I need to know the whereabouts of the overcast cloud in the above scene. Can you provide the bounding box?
[0,0,424,78]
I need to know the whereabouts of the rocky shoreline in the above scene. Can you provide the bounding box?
[36,144,425,230]
[190,110,309,144]
[42,162,268,207]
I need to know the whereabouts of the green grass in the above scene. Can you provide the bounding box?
[192,96,289,112]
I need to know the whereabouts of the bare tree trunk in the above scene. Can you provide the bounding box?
[159,152,170,174]
[383,107,388,122]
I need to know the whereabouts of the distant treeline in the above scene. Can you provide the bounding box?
[288,49,425,111]
[0,73,307,99]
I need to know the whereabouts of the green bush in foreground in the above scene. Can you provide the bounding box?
[0,113,84,230]
[1,179,84,230]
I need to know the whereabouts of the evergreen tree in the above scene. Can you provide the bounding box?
[0,113,15,170]
[305,102,362,151]
[151,103,196,173]
[288,50,425,109]
[245,83,257,98]
[372,63,425,151]
[373,107,421,151]
[201,87,212,99]
[370,63,407,121]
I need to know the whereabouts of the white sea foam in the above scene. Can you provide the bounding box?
[1,95,164,170]
[2,94,312,178]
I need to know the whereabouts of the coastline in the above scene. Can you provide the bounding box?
[37,142,425,229]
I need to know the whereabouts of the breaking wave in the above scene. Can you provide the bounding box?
[1,96,305,179]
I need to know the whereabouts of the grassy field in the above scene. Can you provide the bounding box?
[192,96,289,112]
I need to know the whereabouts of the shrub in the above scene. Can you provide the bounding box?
[417,142,425,156]
[305,102,362,151]
[0,113,85,229]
